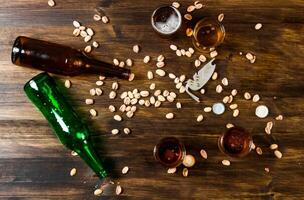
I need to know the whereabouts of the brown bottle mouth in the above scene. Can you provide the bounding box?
[11,36,23,64]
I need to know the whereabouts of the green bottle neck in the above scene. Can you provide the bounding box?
[75,139,108,179]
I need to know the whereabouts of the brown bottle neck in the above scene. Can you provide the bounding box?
[81,54,131,80]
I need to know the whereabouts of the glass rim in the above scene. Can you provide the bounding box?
[151,5,182,35]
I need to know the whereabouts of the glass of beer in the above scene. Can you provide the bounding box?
[151,5,182,36]
[153,137,186,168]
[192,18,225,51]
[218,127,253,158]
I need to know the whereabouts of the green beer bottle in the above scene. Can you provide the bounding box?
[24,72,108,179]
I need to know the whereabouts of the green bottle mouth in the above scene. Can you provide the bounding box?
[24,72,51,91]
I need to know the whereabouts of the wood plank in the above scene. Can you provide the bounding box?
[0,0,303,199]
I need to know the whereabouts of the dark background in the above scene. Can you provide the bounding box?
[0,0,303,199]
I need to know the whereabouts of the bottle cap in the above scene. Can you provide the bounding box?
[212,102,225,115]
[255,105,269,118]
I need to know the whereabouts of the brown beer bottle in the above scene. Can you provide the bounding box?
[11,36,131,79]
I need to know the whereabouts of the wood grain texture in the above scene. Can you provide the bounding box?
[0,0,303,199]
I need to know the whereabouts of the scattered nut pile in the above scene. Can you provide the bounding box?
[50,0,283,197]
[72,20,101,53]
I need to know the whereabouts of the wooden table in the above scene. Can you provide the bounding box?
[0,0,303,199]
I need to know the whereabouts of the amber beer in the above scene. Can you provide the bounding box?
[11,36,131,79]
[218,127,253,158]
[192,18,225,51]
